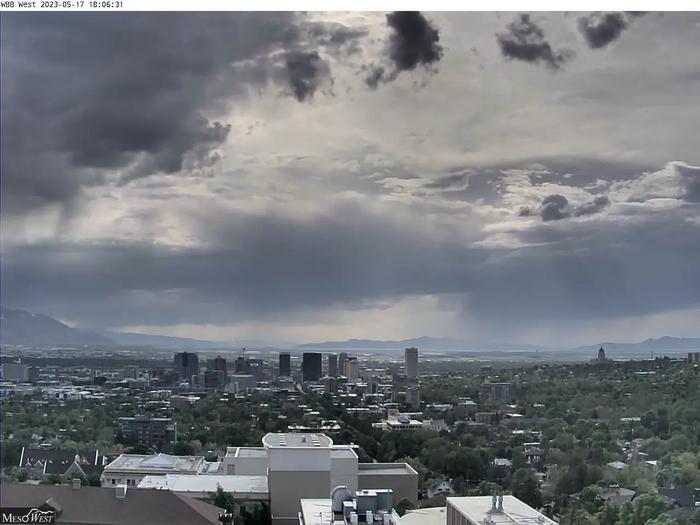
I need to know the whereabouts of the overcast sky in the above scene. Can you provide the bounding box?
[2,12,699,346]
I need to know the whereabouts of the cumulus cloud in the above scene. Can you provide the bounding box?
[365,11,443,88]
[496,14,574,70]
[577,12,645,49]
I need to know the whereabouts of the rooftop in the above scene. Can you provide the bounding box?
[400,507,446,525]
[137,474,268,495]
[448,495,556,525]
[358,463,418,476]
[0,483,222,525]
[104,454,204,473]
[262,433,333,448]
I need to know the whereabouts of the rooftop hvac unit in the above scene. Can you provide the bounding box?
[115,485,127,500]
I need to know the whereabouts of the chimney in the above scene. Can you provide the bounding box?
[72,478,81,490]
[497,495,503,512]
[491,494,497,512]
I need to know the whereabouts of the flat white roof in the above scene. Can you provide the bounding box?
[299,499,333,525]
[137,474,268,495]
[447,495,556,525]
[358,463,417,476]
[225,447,267,458]
[104,453,203,473]
[262,433,333,448]
[330,447,357,459]
[401,507,445,525]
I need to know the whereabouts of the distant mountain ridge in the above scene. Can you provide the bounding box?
[0,307,110,346]
[0,307,222,348]
[297,336,541,351]
[298,335,700,352]
[576,336,700,353]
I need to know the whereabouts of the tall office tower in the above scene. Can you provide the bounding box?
[208,355,228,375]
[405,347,418,378]
[338,352,348,377]
[174,352,199,383]
[249,358,265,381]
[279,352,291,377]
[302,352,322,382]
[328,354,338,378]
[342,356,360,382]
[234,356,250,374]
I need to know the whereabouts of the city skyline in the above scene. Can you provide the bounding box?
[2,12,699,347]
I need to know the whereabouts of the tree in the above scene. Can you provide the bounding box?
[209,485,234,513]
[511,468,542,509]
[644,514,679,525]
[618,494,668,525]
[395,498,415,516]
[597,504,619,525]
[173,441,194,456]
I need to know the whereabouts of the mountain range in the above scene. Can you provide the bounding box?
[2,306,699,352]
[297,335,700,352]
[0,307,222,348]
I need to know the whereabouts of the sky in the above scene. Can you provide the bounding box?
[2,11,699,347]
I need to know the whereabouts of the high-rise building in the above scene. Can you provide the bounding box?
[338,352,348,378]
[114,415,176,450]
[279,352,291,377]
[234,356,250,374]
[405,347,418,378]
[327,354,338,378]
[479,382,513,402]
[249,358,265,381]
[208,355,227,375]
[302,352,322,382]
[345,357,360,382]
[173,352,199,383]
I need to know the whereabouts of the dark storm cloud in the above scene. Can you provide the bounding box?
[496,14,574,71]
[1,13,365,214]
[577,12,644,49]
[3,197,699,331]
[539,194,611,221]
[283,51,332,102]
[365,11,443,88]
[540,194,570,221]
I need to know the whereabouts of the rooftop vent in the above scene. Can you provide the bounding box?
[116,484,127,500]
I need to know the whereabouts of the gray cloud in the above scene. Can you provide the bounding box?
[283,51,332,102]
[539,194,611,221]
[365,11,443,88]
[540,194,570,220]
[0,13,365,215]
[573,195,611,217]
[577,12,644,49]
[2,193,698,334]
[423,172,469,190]
[496,14,574,70]
[678,164,700,202]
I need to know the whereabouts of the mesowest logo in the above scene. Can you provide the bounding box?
[0,508,56,524]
